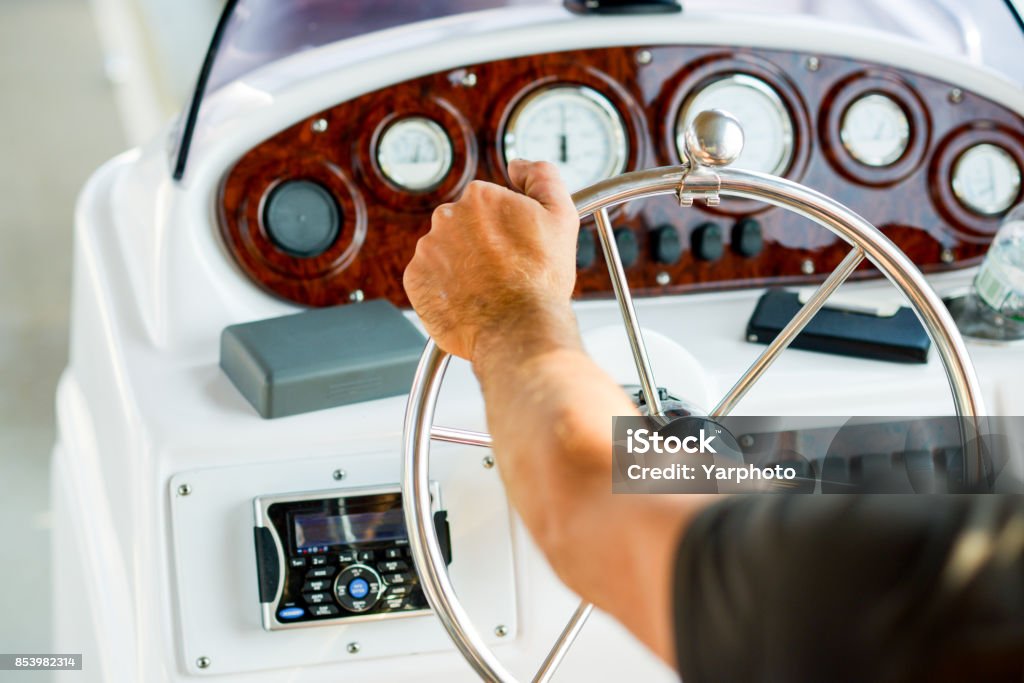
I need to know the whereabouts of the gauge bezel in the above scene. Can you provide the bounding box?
[502,84,629,189]
[840,92,911,167]
[952,143,1022,216]
[675,73,795,177]
[376,116,454,192]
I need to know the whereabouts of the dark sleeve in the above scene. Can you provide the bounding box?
[673,495,1024,683]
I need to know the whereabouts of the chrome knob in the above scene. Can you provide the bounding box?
[684,109,744,168]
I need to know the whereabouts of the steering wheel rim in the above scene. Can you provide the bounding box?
[402,114,985,683]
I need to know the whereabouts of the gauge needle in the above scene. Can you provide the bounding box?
[559,104,568,164]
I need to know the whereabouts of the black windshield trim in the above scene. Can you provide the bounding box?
[172,0,240,181]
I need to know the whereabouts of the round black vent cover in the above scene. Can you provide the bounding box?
[263,180,341,258]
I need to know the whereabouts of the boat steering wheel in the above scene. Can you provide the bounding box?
[401,110,986,682]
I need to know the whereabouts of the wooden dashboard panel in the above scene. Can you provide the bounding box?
[219,45,1024,307]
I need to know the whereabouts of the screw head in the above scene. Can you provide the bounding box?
[177,484,192,496]
[349,289,365,303]
[940,248,955,264]
[800,258,815,275]
[347,642,360,654]
[332,469,347,481]
[482,455,495,469]
[636,49,652,65]
[196,656,210,669]
[685,109,744,168]
[311,118,328,133]
[494,624,509,638]
[739,434,755,448]
[948,88,963,104]
[461,72,478,87]
[806,56,821,72]
[655,271,671,286]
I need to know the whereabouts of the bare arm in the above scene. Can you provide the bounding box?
[404,160,714,665]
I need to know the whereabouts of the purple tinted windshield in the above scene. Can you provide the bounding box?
[173,0,1023,180]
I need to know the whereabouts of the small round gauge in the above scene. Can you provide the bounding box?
[376,117,454,191]
[504,85,628,192]
[952,143,1022,215]
[840,93,910,167]
[677,74,794,175]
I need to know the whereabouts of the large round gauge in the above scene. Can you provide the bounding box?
[676,74,794,175]
[504,85,628,192]
[840,93,910,167]
[952,143,1022,215]
[376,117,454,191]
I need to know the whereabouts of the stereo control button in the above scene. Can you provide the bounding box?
[278,606,305,620]
[303,579,330,592]
[357,550,375,562]
[310,604,339,617]
[385,572,416,585]
[310,555,328,566]
[303,591,332,605]
[384,597,407,611]
[384,548,404,560]
[386,585,411,598]
[289,557,306,569]
[336,551,356,564]
[348,578,370,599]
[377,560,408,573]
[306,566,336,579]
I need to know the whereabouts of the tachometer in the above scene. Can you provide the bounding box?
[677,74,794,175]
[377,116,453,191]
[504,85,628,192]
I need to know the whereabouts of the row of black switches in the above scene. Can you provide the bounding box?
[576,219,764,269]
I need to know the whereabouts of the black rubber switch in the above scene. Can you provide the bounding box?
[691,222,724,261]
[652,225,682,264]
[614,228,639,268]
[263,179,341,258]
[576,228,596,269]
[732,218,764,257]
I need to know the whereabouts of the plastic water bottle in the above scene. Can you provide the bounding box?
[974,204,1024,323]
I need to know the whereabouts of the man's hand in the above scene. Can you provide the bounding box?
[403,160,580,361]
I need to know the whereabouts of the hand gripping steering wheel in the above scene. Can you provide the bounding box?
[402,110,986,682]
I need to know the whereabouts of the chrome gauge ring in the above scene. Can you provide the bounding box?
[402,110,985,683]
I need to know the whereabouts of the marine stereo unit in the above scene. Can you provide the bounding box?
[253,484,449,631]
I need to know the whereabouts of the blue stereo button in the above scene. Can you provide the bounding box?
[278,607,305,620]
[348,577,370,599]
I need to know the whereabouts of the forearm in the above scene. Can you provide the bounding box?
[471,307,712,663]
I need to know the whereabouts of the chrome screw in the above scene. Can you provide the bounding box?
[494,625,509,638]
[461,71,478,88]
[948,88,963,104]
[311,118,328,133]
[482,455,495,469]
[940,248,955,264]
[332,469,347,481]
[636,49,653,65]
[349,289,365,303]
[196,657,210,669]
[177,484,192,497]
[347,642,360,654]
[747,334,758,343]
[800,258,815,275]
[739,434,755,449]
[806,56,820,72]
[656,271,671,286]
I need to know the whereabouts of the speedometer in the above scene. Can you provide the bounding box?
[503,85,628,192]
[677,74,794,175]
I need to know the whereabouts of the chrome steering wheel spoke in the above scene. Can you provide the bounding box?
[403,110,984,683]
